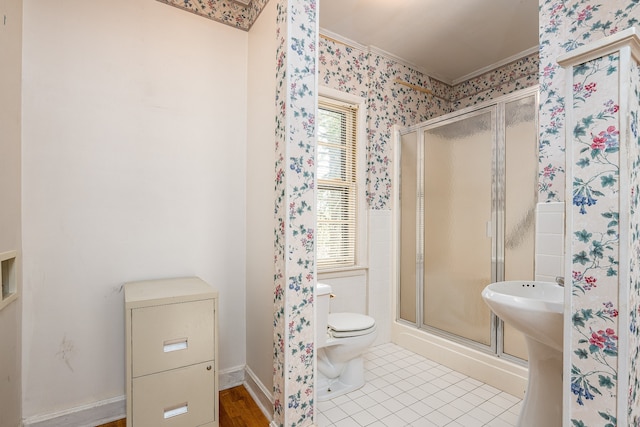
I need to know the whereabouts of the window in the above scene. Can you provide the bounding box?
[317,96,361,270]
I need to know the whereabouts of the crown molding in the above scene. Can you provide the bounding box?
[452,45,539,85]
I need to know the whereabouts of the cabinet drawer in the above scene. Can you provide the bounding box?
[131,299,214,377]
[132,361,215,427]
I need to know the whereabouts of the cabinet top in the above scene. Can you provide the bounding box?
[124,276,217,307]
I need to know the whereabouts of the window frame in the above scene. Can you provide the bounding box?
[317,87,368,274]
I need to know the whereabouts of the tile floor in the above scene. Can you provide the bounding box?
[317,343,523,427]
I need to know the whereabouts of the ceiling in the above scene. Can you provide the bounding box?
[319,0,539,85]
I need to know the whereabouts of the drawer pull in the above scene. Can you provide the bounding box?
[163,338,188,353]
[163,402,188,419]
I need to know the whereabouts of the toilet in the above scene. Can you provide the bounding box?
[316,282,377,401]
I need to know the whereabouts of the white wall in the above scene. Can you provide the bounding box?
[21,0,248,422]
[0,0,23,425]
[245,0,277,416]
[368,210,393,346]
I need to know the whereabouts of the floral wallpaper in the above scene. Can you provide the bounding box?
[538,1,640,204]
[566,52,621,427]
[273,1,317,426]
[156,0,270,30]
[451,52,540,109]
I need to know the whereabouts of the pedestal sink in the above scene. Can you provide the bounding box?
[481,281,563,427]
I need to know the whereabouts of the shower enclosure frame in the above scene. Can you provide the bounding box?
[393,86,539,364]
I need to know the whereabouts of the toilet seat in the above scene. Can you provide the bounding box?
[328,313,376,338]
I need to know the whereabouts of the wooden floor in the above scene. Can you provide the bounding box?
[98,385,269,427]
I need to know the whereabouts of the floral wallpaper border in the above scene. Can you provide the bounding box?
[155,0,270,30]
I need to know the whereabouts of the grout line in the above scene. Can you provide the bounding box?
[318,343,522,427]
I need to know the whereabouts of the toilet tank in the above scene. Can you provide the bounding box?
[316,283,332,347]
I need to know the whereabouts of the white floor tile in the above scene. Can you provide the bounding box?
[395,390,418,406]
[423,394,448,410]
[432,389,458,404]
[484,417,516,427]
[339,399,364,416]
[317,343,522,427]
[487,393,518,410]
[380,397,405,413]
[437,403,465,420]
[367,389,391,404]
[497,408,519,424]
[350,409,378,427]
[352,394,377,410]
[366,403,392,420]
[461,391,488,406]
[411,400,436,417]
[396,406,422,424]
[467,406,495,424]
[478,400,507,416]
[426,409,453,426]
[380,383,403,397]
[395,377,417,391]
[443,383,468,398]
[324,406,350,424]
[406,385,430,401]
[449,396,476,413]
[453,413,485,427]
[333,417,362,427]
[379,413,406,427]
[316,412,332,427]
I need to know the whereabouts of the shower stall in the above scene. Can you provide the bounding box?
[394,87,538,370]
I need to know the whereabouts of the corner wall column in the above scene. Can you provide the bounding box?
[558,28,640,427]
[272,0,318,426]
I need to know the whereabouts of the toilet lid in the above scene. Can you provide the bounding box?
[328,313,376,336]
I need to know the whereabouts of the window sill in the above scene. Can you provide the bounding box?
[318,265,368,280]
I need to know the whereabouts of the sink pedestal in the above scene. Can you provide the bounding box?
[519,337,562,427]
[481,281,564,427]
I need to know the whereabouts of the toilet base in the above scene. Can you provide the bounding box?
[317,357,365,401]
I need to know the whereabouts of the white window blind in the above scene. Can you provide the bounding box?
[317,97,358,269]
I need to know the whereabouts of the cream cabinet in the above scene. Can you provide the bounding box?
[125,277,218,427]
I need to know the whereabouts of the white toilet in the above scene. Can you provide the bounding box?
[316,282,377,401]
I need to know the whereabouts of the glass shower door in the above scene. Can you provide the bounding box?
[399,130,419,323]
[501,94,538,359]
[422,109,495,346]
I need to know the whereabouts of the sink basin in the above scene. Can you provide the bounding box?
[482,281,564,427]
[481,280,563,351]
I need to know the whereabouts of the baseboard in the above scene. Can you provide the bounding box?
[219,364,245,390]
[23,364,247,427]
[22,395,125,427]
[22,365,271,426]
[243,365,274,422]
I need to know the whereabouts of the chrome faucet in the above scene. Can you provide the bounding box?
[555,276,565,287]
